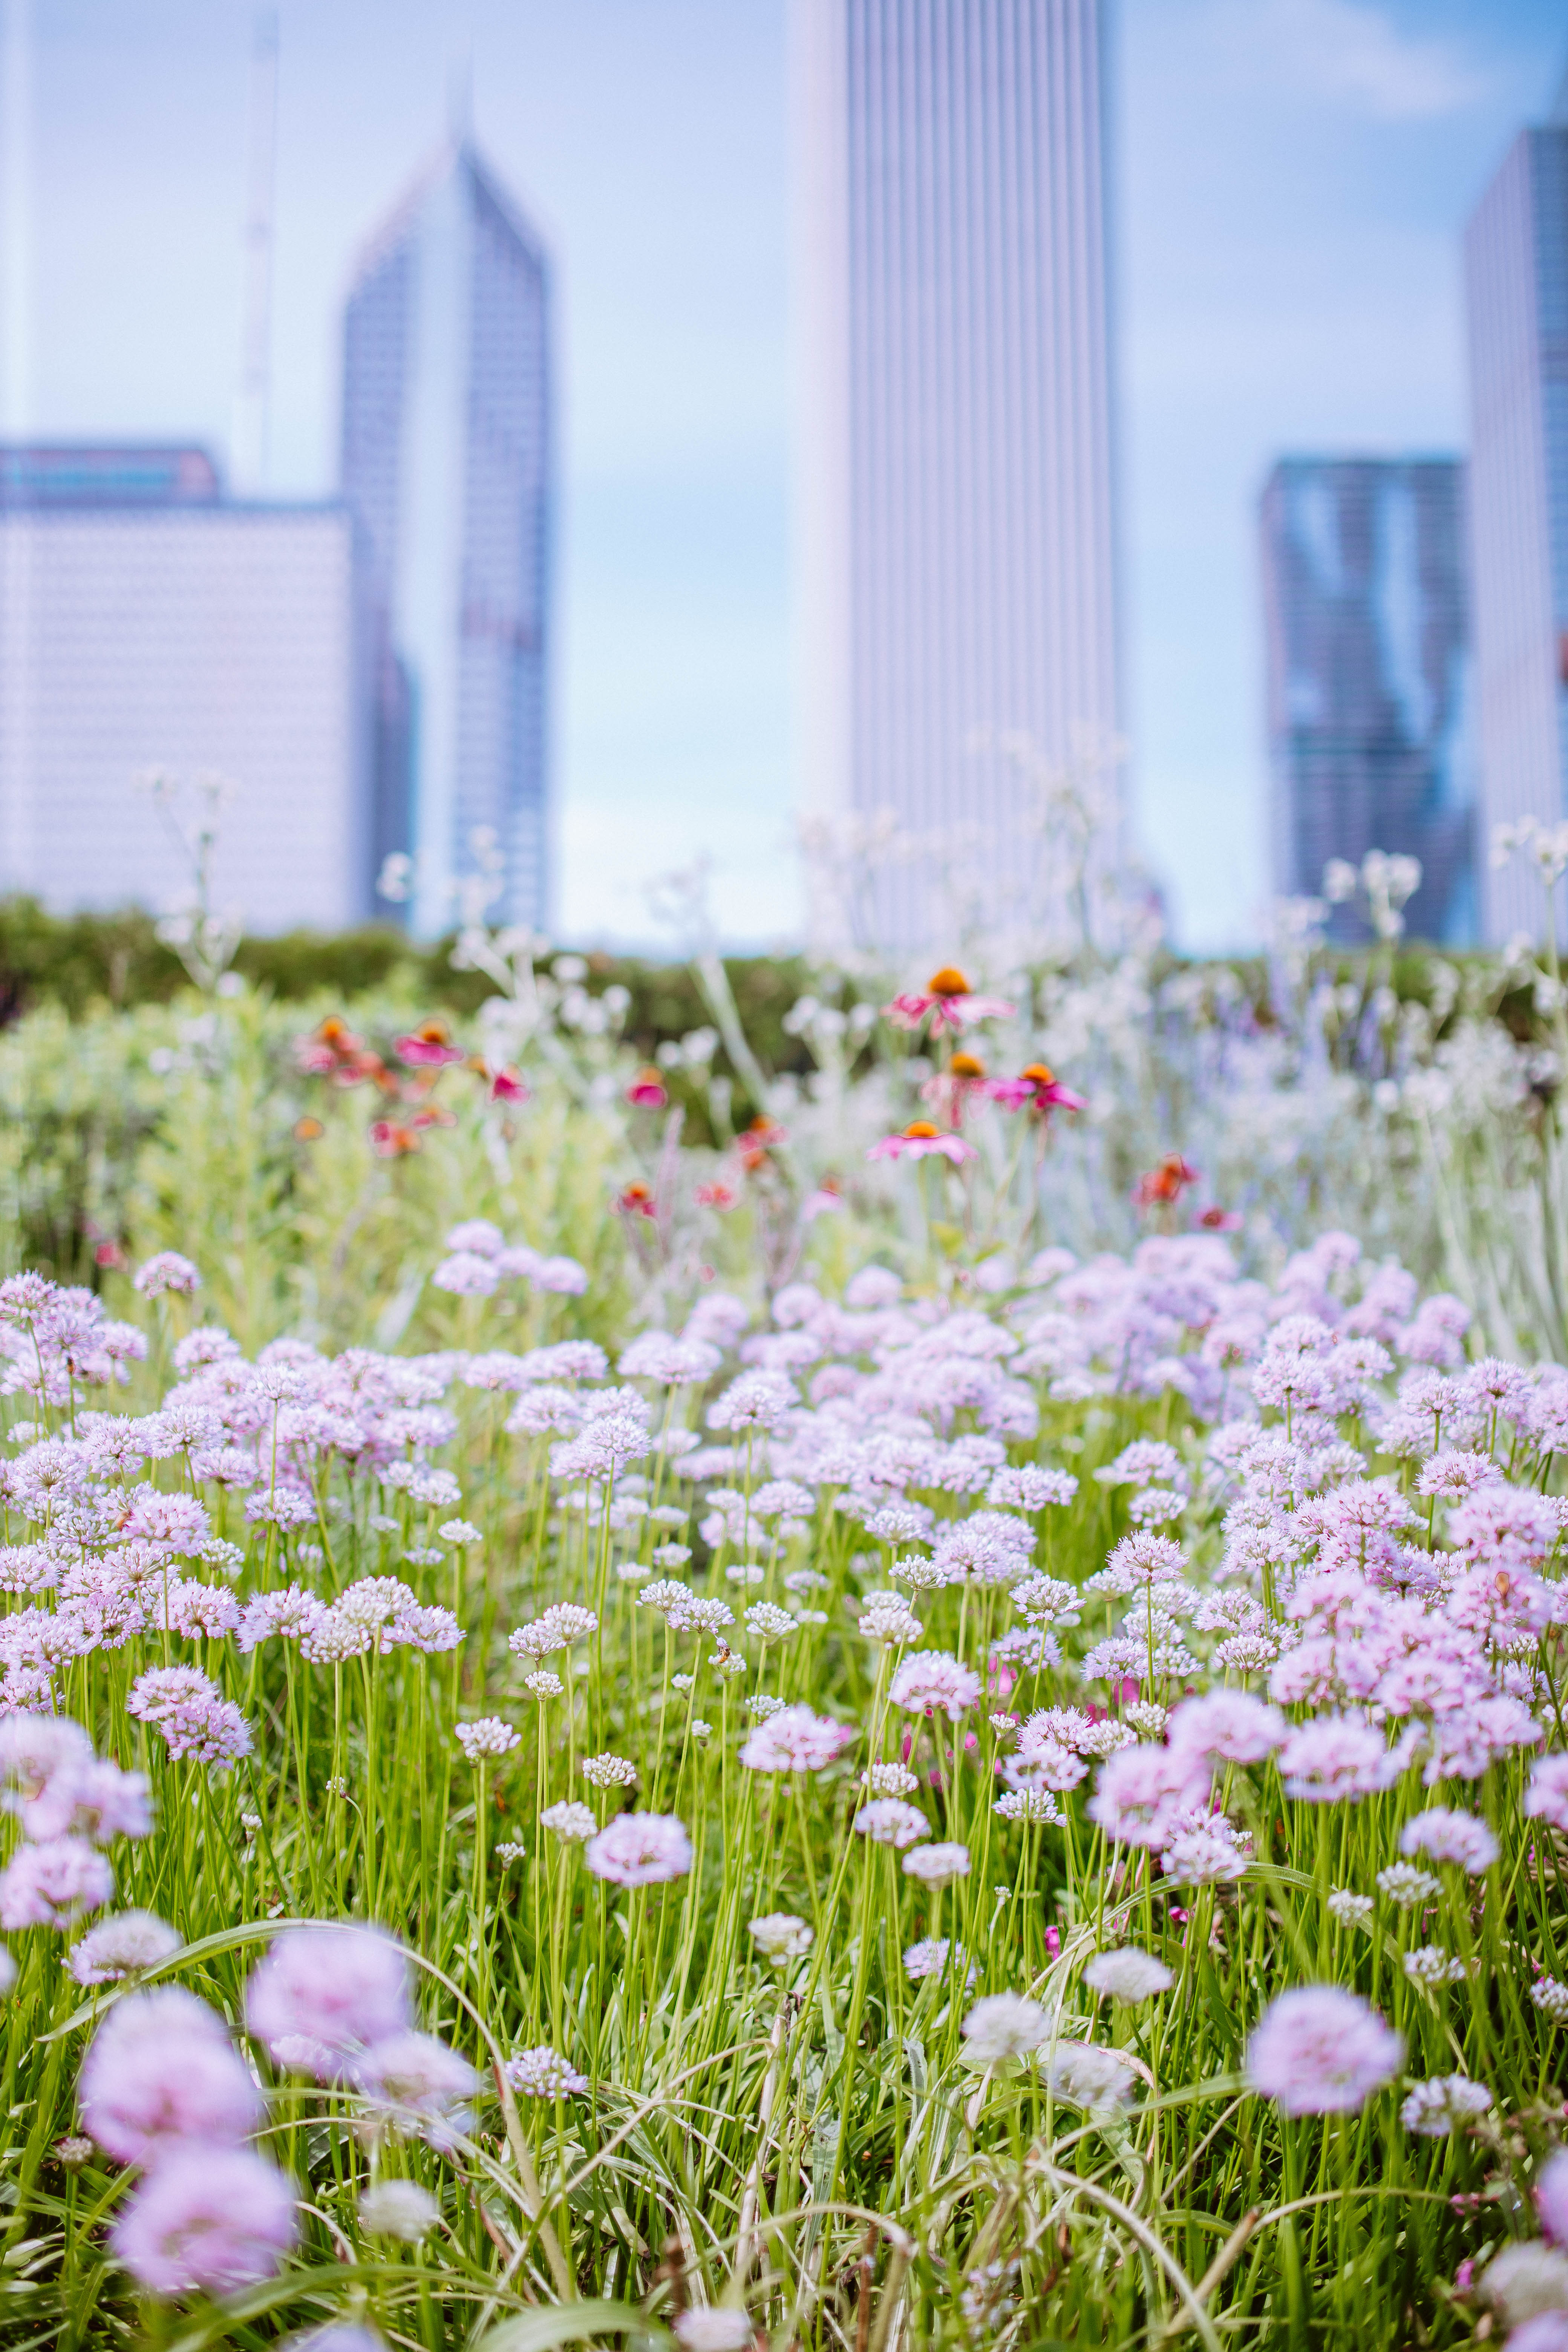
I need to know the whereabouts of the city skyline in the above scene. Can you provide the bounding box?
[0,2,1565,951]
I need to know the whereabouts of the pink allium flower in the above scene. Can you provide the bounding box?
[1539,2149,1568,2246]
[445,1219,505,1257]
[1277,1715,1401,1804]
[867,1122,977,1166]
[901,1840,971,1885]
[351,2029,479,2149]
[27,1756,152,1845]
[504,2045,589,2098]
[1525,1755,1568,1833]
[1246,1985,1402,2116]
[1399,1807,1499,1874]
[110,2143,296,2296]
[80,1987,263,2161]
[0,1835,113,1929]
[1449,1486,1560,1571]
[1507,2317,1568,2352]
[852,1798,929,1847]
[127,1668,251,1767]
[432,1253,500,1297]
[889,1650,982,1720]
[0,1713,92,1809]
[583,1811,694,1887]
[67,1909,181,1985]
[1087,1744,1210,1850]
[1167,1690,1286,1766]
[246,1923,412,2076]
[738,1704,854,1773]
[132,1251,201,1298]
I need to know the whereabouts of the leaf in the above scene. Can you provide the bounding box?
[476,2301,674,2352]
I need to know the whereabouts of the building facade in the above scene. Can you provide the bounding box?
[0,447,368,931]
[342,139,552,939]
[793,0,1121,955]
[1464,124,1568,944]
[1260,458,1475,946]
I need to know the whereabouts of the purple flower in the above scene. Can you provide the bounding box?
[1167,1690,1286,1766]
[132,1251,201,1299]
[1276,1715,1402,1804]
[0,1835,113,1929]
[583,1811,693,1887]
[351,2029,479,2149]
[1087,1744,1209,1850]
[1526,1755,1568,1833]
[889,1651,982,1720]
[1246,1986,1402,2116]
[853,1798,929,1847]
[26,1756,152,1845]
[1399,1807,1499,1874]
[737,1705,854,1773]
[110,2142,296,2296]
[1539,2149,1568,2246]
[126,1668,252,1767]
[80,1987,263,2162]
[246,1923,412,2077]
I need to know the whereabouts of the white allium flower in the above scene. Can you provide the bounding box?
[1480,2242,1568,2325]
[1400,2074,1491,2135]
[438,1520,482,1545]
[1077,1718,1138,1758]
[495,1841,526,1865]
[581,1752,637,1788]
[540,1801,597,1843]
[1082,1947,1173,2005]
[858,1592,922,1644]
[992,1789,1062,1824]
[1122,1700,1169,1739]
[672,2313,756,2352]
[505,2045,589,2098]
[1042,2043,1136,2112]
[1398,1807,1499,1874]
[864,1760,920,1797]
[853,1799,928,1847]
[903,1937,975,1983]
[902,1841,971,1886]
[651,1542,692,1566]
[744,1603,795,1642]
[524,1670,564,1699]
[455,1718,521,1763]
[1533,1974,1568,2022]
[748,1912,813,1965]
[359,2179,440,2240]
[961,1993,1049,2062]
[1402,1944,1466,1986]
[1326,1889,1374,1927]
[889,1551,948,1592]
[1376,1863,1439,1908]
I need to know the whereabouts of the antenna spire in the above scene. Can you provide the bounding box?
[231,9,279,496]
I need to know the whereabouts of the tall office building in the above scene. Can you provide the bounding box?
[793,0,1121,954]
[0,446,368,930]
[1464,115,1568,943]
[342,138,552,940]
[1260,458,1475,946]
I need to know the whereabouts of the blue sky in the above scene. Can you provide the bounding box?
[5,0,1567,948]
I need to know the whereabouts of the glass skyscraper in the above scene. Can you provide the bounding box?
[342,138,552,939]
[793,0,1120,955]
[1464,118,1568,944]
[1260,459,1474,946]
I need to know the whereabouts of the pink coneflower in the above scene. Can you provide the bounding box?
[625,1066,668,1108]
[867,1122,977,1166]
[883,966,1015,1035]
[695,1181,737,1210]
[489,1066,530,1104]
[1133,1155,1199,1210]
[986,1063,1088,1115]
[1197,1205,1243,1230]
[1246,1985,1402,2116]
[393,1021,466,1067]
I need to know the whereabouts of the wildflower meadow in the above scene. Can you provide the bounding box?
[15,833,1568,2348]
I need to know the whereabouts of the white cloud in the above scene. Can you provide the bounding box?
[1205,0,1493,122]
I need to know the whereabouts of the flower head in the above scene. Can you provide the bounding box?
[505,2045,590,2098]
[748,1913,814,1966]
[867,1122,977,1165]
[245,1924,411,2077]
[80,1986,262,2162]
[961,1992,1049,2061]
[110,2144,296,2297]
[359,2179,441,2240]
[1246,1986,1402,2116]
[1083,1948,1173,2005]
[738,1704,853,1773]
[583,1811,693,1887]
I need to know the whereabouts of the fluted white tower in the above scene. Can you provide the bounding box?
[793,0,1121,954]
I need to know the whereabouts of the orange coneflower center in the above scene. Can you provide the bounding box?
[949,1053,985,1079]
[1021,1063,1055,1086]
[903,1121,941,1139]
[414,1019,450,1045]
[927,966,970,997]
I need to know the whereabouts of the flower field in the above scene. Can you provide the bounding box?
[11,879,1568,2348]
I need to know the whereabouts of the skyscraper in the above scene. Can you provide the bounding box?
[1464,116,1568,943]
[342,138,551,939]
[793,0,1121,955]
[0,445,368,931]
[1260,458,1475,946]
